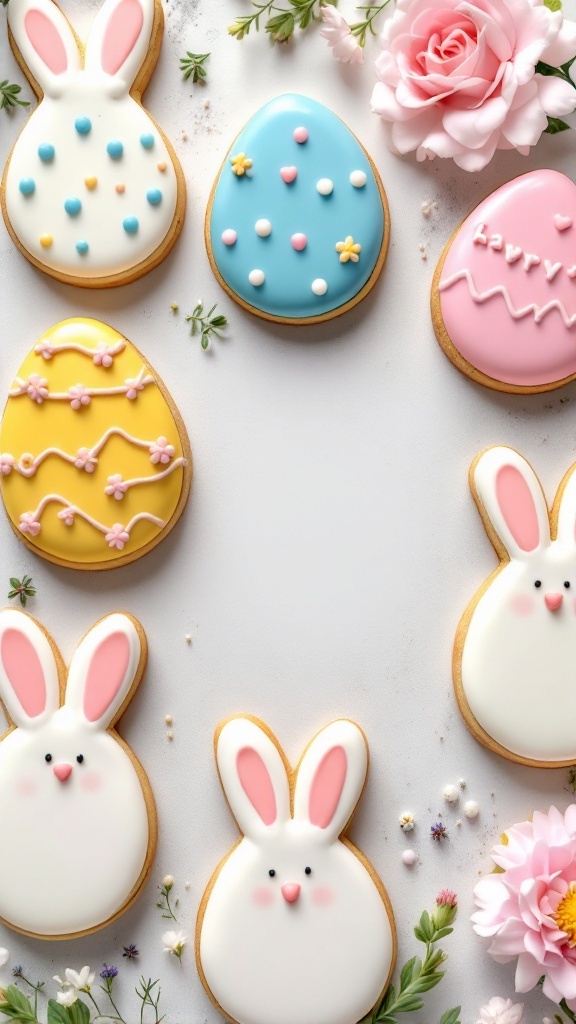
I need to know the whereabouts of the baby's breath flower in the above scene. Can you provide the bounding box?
[162,929,188,963]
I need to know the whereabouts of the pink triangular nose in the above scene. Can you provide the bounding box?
[53,763,72,782]
[281,882,301,903]
[545,593,563,611]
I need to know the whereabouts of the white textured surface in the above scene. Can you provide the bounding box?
[1,0,576,1020]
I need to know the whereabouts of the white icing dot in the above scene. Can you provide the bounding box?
[443,784,459,804]
[311,278,328,296]
[464,800,479,819]
[402,850,416,867]
[221,229,237,246]
[350,170,367,188]
[255,218,272,237]
[316,178,334,196]
[249,269,265,287]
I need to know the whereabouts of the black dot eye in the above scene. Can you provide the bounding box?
[44,753,52,763]
[535,580,542,588]
[565,581,571,589]
[305,866,312,875]
[76,754,84,764]
[268,869,275,877]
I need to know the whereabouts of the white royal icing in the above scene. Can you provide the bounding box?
[0,609,151,935]
[460,446,576,763]
[4,0,179,282]
[198,717,394,1024]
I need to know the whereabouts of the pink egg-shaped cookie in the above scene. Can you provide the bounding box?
[432,170,576,393]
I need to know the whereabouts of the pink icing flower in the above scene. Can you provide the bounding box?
[371,0,576,171]
[57,507,76,526]
[26,374,49,404]
[105,474,128,500]
[320,6,364,65]
[472,805,576,1008]
[19,512,41,537]
[149,437,175,465]
[477,997,523,1024]
[0,454,15,476]
[34,339,54,360]
[105,523,130,550]
[93,342,114,368]
[74,448,98,473]
[68,384,91,411]
[436,889,458,907]
[125,377,144,400]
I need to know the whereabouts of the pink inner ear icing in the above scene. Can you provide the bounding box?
[101,0,144,76]
[236,747,277,825]
[0,629,46,718]
[308,745,347,829]
[24,9,68,75]
[495,464,541,552]
[83,632,131,723]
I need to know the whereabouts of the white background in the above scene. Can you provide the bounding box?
[1,0,576,1020]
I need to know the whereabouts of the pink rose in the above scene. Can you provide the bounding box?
[371,0,576,171]
[320,6,364,65]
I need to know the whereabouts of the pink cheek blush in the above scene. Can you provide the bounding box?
[15,778,37,798]
[510,594,536,616]
[81,771,103,792]
[311,886,334,907]
[252,887,274,907]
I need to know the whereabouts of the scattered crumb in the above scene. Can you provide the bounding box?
[204,99,210,109]
[170,303,179,313]
[185,881,191,890]
[167,732,174,741]
[165,715,173,726]
[402,849,417,867]
[182,132,189,141]
[464,799,479,819]
[456,820,462,827]
[421,199,437,218]
[443,784,459,804]
[185,634,192,643]
[459,779,466,789]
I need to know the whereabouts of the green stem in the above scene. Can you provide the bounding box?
[350,1,392,46]
[561,1001,576,1023]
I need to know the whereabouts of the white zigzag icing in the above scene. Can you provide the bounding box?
[439,268,576,328]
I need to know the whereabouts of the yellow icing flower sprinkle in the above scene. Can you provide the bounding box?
[40,234,53,248]
[231,152,253,176]
[555,882,576,945]
[335,236,361,263]
[84,176,98,190]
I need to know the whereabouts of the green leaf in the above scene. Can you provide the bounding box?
[4,987,34,1015]
[399,957,419,992]
[9,578,20,588]
[544,0,562,10]
[440,1008,461,1024]
[545,115,571,134]
[431,926,454,941]
[266,12,295,40]
[415,910,434,943]
[68,1001,90,1024]
[47,1001,72,1024]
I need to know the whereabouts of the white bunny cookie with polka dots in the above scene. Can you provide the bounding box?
[1,0,185,287]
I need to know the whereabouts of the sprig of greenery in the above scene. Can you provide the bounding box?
[0,80,29,110]
[156,876,180,921]
[228,0,337,43]
[0,2,9,8]
[349,2,392,47]
[360,900,460,1024]
[0,974,164,1024]
[8,576,36,607]
[185,300,228,351]
[180,51,210,83]
[136,978,164,1024]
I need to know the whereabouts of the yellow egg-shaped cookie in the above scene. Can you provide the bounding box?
[0,318,191,569]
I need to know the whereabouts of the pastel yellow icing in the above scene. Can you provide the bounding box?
[0,318,190,568]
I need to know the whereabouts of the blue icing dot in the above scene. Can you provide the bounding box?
[140,133,155,149]
[209,94,386,321]
[123,216,139,234]
[75,116,92,135]
[107,140,124,159]
[64,197,82,216]
[76,241,89,254]
[147,188,162,205]
[19,178,35,195]
[38,143,55,162]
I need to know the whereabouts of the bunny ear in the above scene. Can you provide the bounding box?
[554,462,576,550]
[8,0,80,93]
[471,447,550,560]
[293,720,368,840]
[216,718,290,838]
[65,614,144,729]
[0,610,60,727]
[85,0,156,90]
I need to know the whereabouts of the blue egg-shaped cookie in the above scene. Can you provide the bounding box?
[207,94,389,324]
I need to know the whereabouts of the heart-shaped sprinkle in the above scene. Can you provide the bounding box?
[280,166,298,184]
[505,244,522,264]
[554,214,572,232]
[568,266,576,279]
[545,259,563,282]
[84,177,97,190]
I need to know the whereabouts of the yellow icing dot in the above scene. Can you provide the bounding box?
[40,235,53,248]
[555,883,576,945]
[84,177,98,190]
[230,152,253,176]
[335,236,361,264]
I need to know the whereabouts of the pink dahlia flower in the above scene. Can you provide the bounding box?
[371,0,576,171]
[472,806,576,1008]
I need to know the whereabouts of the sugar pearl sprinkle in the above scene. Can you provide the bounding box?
[249,269,265,287]
[402,850,417,867]
[316,178,334,196]
[293,126,308,144]
[464,800,479,819]
[311,278,327,296]
[443,784,459,804]
[350,170,366,188]
[255,218,272,237]
[291,233,307,251]
[222,229,237,246]
[165,715,173,726]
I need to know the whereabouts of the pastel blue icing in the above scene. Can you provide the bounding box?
[38,143,55,162]
[140,133,155,149]
[76,241,89,254]
[107,140,124,159]
[147,188,162,205]
[75,116,92,135]
[209,94,385,320]
[64,197,82,216]
[123,216,139,234]
[19,178,35,195]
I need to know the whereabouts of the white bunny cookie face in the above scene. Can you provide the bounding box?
[197,717,395,1024]
[456,446,576,766]
[1,0,184,287]
[0,609,155,937]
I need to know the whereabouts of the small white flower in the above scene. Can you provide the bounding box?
[61,966,94,991]
[162,929,188,960]
[163,874,174,888]
[56,989,78,1007]
[478,997,524,1024]
[0,948,8,969]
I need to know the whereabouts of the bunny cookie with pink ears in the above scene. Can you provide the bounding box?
[455,445,576,767]
[0,608,156,937]
[196,716,396,1024]
[1,0,185,287]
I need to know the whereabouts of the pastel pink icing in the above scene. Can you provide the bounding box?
[439,170,576,387]
[0,628,46,718]
[495,464,540,552]
[101,0,144,76]
[24,9,67,75]
[237,747,277,825]
[309,746,347,829]
[83,631,130,723]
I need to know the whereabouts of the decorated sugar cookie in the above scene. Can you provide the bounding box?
[0,318,191,570]
[207,94,389,324]
[455,446,576,766]
[196,716,396,1024]
[432,170,576,393]
[0,608,156,937]
[1,0,185,288]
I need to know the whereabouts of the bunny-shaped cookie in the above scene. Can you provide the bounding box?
[197,716,396,1024]
[1,0,185,287]
[0,608,156,937]
[456,445,576,767]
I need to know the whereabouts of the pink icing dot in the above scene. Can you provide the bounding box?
[222,229,237,246]
[293,127,308,144]
[291,233,307,251]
